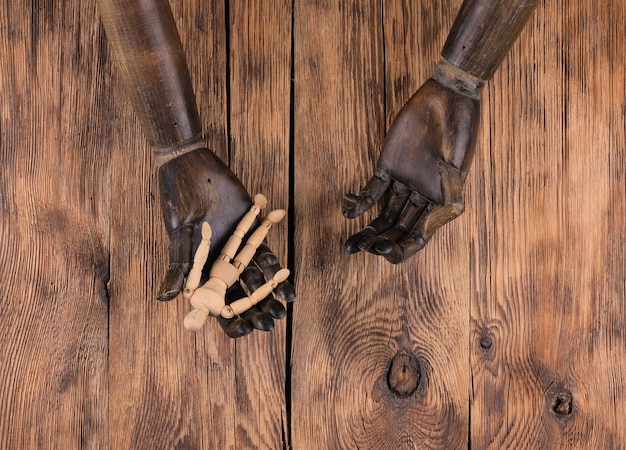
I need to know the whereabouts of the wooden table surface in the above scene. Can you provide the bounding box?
[1,0,625,448]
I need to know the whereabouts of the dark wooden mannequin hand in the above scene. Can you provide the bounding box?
[343,63,481,263]
[343,0,539,264]
[157,147,295,337]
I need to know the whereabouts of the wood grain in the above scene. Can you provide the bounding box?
[2,0,626,448]
[469,0,626,447]
[228,0,292,447]
[0,1,110,448]
[292,1,470,448]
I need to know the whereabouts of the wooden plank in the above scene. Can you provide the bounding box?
[228,0,292,447]
[292,1,470,447]
[470,0,626,447]
[0,1,110,448]
[106,0,239,448]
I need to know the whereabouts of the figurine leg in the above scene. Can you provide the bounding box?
[219,193,267,261]
[218,209,289,319]
[231,209,286,272]
[183,222,212,301]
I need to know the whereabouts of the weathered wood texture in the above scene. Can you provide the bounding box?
[1,0,625,448]
[0,1,111,448]
[292,1,470,448]
[469,0,626,447]
[227,0,292,447]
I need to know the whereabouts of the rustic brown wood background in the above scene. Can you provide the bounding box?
[1,0,625,448]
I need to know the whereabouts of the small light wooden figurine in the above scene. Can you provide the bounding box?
[182,194,289,332]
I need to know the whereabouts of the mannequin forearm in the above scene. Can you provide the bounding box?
[442,0,540,80]
[97,0,201,149]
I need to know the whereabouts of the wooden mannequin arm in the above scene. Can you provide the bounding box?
[96,0,201,150]
[344,0,540,262]
[441,0,540,80]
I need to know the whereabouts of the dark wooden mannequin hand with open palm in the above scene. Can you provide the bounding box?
[344,0,539,263]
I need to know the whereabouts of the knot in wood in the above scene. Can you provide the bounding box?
[479,336,493,350]
[552,390,573,416]
[387,353,421,398]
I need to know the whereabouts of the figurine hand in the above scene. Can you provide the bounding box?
[343,77,480,263]
[157,148,294,337]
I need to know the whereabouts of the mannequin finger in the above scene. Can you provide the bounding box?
[221,281,253,337]
[390,233,429,263]
[272,280,296,304]
[375,232,429,264]
[368,194,429,257]
[345,181,411,253]
[157,223,194,301]
[253,244,296,303]
[222,268,289,318]
[344,228,378,254]
[217,316,254,339]
[342,170,391,219]
[242,307,275,331]
[223,283,276,332]
[239,264,265,293]
[226,281,249,305]
[258,298,287,319]
[378,192,466,263]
